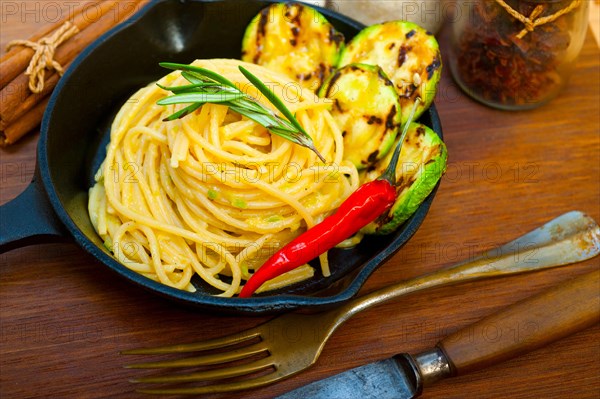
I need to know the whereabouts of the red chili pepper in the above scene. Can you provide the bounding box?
[238,99,422,298]
[238,179,397,297]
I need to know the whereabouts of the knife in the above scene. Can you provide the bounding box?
[277,269,600,399]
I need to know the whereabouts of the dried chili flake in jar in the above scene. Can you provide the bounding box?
[449,0,589,110]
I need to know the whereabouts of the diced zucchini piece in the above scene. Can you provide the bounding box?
[319,63,401,169]
[361,122,447,235]
[338,21,442,124]
[241,2,344,92]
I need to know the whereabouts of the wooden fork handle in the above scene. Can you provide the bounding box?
[438,269,600,375]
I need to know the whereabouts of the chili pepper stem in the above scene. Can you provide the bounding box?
[379,97,422,184]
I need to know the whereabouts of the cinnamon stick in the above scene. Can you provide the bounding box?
[0,0,109,89]
[0,0,148,147]
[0,66,65,131]
[0,96,49,146]
[1,16,67,64]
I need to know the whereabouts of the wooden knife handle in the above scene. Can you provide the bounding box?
[438,269,600,375]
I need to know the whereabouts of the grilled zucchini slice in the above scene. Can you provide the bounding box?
[241,2,344,92]
[361,122,446,235]
[319,63,401,169]
[338,21,442,124]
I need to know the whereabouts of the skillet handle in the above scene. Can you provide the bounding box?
[0,173,68,253]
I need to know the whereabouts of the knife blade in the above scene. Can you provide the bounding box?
[277,269,600,399]
[276,357,420,399]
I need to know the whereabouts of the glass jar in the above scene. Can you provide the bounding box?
[326,0,444,34]
[449,0,589,110]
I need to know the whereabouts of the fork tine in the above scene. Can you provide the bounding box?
[130,357,274,384]
[135,373,285,395]
[124,342,268,369]
[121,330,261,355]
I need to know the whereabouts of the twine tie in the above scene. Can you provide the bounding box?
[494,0,582,39]
[6,21,79,93]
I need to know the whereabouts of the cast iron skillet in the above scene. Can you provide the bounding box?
[0,0,443,314]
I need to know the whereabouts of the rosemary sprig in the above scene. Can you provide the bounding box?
[156,62,326,163]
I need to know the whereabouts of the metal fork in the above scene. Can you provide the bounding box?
[122,211,600,395]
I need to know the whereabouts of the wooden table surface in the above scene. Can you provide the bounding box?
[1,3,599,398]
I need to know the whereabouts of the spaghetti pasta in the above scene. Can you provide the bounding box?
[88,59,359,297]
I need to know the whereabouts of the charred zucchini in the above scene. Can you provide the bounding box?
[241,2,344,92]
[361,122,446,235]
[319,63,401,169]
[338,21,442,124]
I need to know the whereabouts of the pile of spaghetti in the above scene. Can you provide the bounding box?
[88,59,359,297]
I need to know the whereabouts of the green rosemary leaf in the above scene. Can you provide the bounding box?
[267,125,309,141]
[226,103,280,130]
[180,71,204,85]
[162,103,203,122]
[233,97,265,114]
[227,103,297,140]
[156,82,221,93]
[159,62,237,89]
[238,66,306,135]
[157,92,245,105]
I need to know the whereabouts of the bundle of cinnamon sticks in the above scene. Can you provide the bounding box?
[0,0,149,147]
